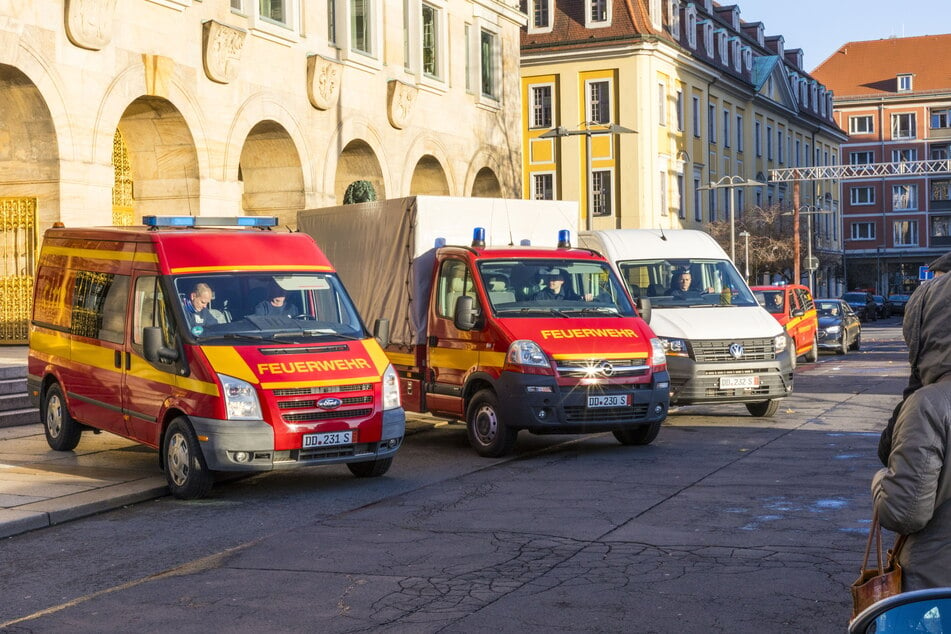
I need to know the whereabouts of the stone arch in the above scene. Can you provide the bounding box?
[334,140,386,204]
[409,155,450,196]
[321,118,390,206]
[471,167,502,198]
[402,135,454,196]
[238,120,304,228]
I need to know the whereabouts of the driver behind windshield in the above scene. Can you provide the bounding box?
[668,268,713,299]
[254,283,300,318]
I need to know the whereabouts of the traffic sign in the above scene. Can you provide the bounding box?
[919,266,935,281]
[804,256,819,271]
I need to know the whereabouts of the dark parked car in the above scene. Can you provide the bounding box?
[887,293,911,315]
[872,294,892,318]
[842,291,877,322]
[815,299,861,354]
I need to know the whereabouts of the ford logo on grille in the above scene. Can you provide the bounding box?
[728,343,745,359]
[317,397,343,410]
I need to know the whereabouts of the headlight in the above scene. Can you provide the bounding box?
[825,325,841,334]
[218,373,262,420]
[649,337,667,371]
[507,340,550,368]
[382,363,401,411]
[660,337,688,356]
[774,334,788,353]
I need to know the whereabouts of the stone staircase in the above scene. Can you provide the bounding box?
[0,364,39,428]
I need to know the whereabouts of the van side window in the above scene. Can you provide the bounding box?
[70,272,129,344]
[436,260,474,319]
[132,276,175,350]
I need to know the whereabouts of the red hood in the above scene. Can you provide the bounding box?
[496,317,653,360]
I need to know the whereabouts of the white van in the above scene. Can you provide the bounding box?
[579,229,794,417]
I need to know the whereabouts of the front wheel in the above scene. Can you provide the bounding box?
[851,333,862,351]
[466,389,517,457]
[613,420,662,446]
[347,457,393,478]
[804,336,819,363]
[164,417,214,499]
[746,399,780,417]
[43,383,82,451]
[837,335,848,355]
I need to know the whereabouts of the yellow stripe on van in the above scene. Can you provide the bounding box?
[553,352,648,360]
[168,264,334,274]
[385,352,416,367]
[201,346,259,384]
[261,376,382,390]
[43,246,158,263]
[363,340,393,374]
[429,348,480,371]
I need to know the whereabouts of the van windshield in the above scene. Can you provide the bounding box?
[172,272,367,343]
[477,259,636,317]
[615,259,757,308]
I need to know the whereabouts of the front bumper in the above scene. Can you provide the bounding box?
[494,371,669,434]
[190,408,405,471]
[666,350,794,405]
[817,329,843,349]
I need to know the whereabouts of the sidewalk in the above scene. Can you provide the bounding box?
[0,346,440,539]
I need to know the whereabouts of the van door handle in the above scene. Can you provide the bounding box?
[114,350,122,368]
[428,335,438,347]
[125,352,131,371]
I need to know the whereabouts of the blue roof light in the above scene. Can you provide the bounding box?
[142,216,278,228]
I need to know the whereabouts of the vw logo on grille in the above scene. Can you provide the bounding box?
[597,361,615,377]
[728,343,745,359]
[316,397,343,410]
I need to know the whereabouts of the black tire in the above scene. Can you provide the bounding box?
[613,420,662,446]
[852,333,862,351]
[163,417,214,499]
[837,334,848,355]
[746,399,780,417]
[42,383,82,451]
[347,457,393,478]
[804,336,819,363]
[466,389,517,457]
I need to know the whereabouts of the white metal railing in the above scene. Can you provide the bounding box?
[770,159,951,182]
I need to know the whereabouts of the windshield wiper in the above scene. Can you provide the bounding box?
[222,333,286,344]
[575,306,620,315]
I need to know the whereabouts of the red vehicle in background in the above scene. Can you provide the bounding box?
[751,284,819,362]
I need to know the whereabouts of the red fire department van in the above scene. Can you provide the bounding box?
[299,197,670,457]
[27,216,404,498]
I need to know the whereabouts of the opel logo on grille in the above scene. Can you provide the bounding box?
[597,361,615,377]
[728,343,745,359]
[317,397,343,410]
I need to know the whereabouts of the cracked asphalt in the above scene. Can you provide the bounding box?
[0,320,906,633]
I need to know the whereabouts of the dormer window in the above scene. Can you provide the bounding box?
[586,0,611,27]
[649,0,662,30]
[529,0,554,33]
[685,5,696,48]
[898,74,913,92]
[742,46,752,71]
[668,0,681,39]
[715,29,727,63]
[730,37,741,71]
[702,21,713,55]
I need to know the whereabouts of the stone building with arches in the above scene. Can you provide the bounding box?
[0,0,525,342]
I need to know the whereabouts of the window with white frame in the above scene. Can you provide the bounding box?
[930,108,950,129]
[850,151,874,165]
[892,184,917,210]
[931,216,951,238]
[731,38,741,71]
[736,114,743,152]
[587,0,609,25]
[851,222,874,240]
[897,74,913,92]
[327,0,335,43]
[668,0,680,39]
[685,6,696,48]
[703,22,713,54]
[932,179,951,202]
[892,148,917,164]
[588,79,611,124]
[260,0,287,24]
[658,81,667,126]
[532,0,552,29]
[891,113,916,139]
[530,84,553,129]
[676,90,684,131]
[232,0,244,10]
[849,115,874,134]
[592,170,613,216]
[850,186,875,205]
[351,0,373,56]
[692,96,700,137]
[421,3,441,78]
[659,170,668,216]
[480,28,499,99]
[532,173,554,200]
[649,0,662,30]
[931,144,950,160]
[893,220,918,246]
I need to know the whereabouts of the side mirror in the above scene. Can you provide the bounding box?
[849,588,951,633]
[143,326,179,363]
[637,297,652,324]
[373,318,390,348]
[454,295,478,331]
[792,308,805,317]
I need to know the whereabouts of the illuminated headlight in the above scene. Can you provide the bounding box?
[219,374,262,420]
[661,337,688,356]
[382,363,401,411]
[650,337,667,367]
[825,325,841,334]
[774,334,788,353]
[507,340,550,368]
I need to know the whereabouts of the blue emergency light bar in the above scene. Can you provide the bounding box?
[471,227,486,247]
[142,216,279,228]
[557,230,571,248]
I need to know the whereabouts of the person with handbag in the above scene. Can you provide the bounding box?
[871,269,951,591]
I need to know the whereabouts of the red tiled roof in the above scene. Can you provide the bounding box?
[812,34,951,98]
[521,0,669,52]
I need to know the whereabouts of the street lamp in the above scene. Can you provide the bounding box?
[540,122,637,231]
[698,175,766,263]
[739,230,750,281]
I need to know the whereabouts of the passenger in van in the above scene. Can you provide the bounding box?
[768,292,785,313]
[254,283,300,318]
[184,282,218,329]
[534,268,582,301]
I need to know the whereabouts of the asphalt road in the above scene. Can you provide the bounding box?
[0,319,909,633]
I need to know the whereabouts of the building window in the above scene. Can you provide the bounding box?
[677,173,685,219]
[777,130,784,164]
[685,5,696,48]
[260,0,287,24]
[659,170,668,216]
[892,184,917,210]
[421,3,440,78]
[592,170,613,216]
[932,216,951,239]
[327,0,335,43]
[532,173,554,200]
[766,125,773,159]
[891,113,917,139]
[850,186,875,205]
[722,109,730,148]
[530,85,553,129]
[894,220,918,246]
[851,222,875,240]
[658,81,667,126]
[676,90,684,132]
[464,24,471,91]
[795,139,801,167]
[931,179,951,202]
[736,114,743,152]
[232,0,244,10]
[850,151,874,165]
[849,115,874,134]
[692,96,700,138]
[589,0,608,23]
[351,0,372,55]
[897,74,913,92]
[668,0,681,38]
[480,29,498,99]
[930,108,950,129]
[754,121,761,157]
[693,176,702,221]
[931,144,950,160]
[588,80,611,124]
[892,148,918,164]
[707,103,716,142]
[533,0,551,28]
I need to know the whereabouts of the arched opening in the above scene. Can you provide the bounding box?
[239,120,305,228]
[409,155,450,196]
[335,140,385,204]
[116,96,199,220]
[471,167,502,198]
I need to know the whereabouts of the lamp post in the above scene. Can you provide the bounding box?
[539,122,637,231]
[739,230,750,282]
[783,205,832,295]
[698,175,766,263]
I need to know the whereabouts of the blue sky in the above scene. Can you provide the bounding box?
[735,0,949,72]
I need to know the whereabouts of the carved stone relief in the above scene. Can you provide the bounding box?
[306,55,342,111]
[201,20,246,84]
[64,0,117,50]
[387,80,418,130]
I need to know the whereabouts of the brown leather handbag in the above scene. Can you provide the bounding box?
[850,508,907,620]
